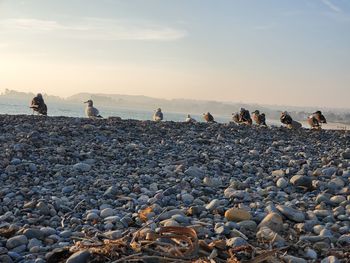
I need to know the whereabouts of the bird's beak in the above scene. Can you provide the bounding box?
[84,101,88,103]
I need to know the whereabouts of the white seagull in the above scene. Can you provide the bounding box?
[84,100,102,118]
[185,114,196,123]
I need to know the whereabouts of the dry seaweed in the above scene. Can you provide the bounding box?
[52,225,293,263]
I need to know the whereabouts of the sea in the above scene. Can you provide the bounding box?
[0,98,348,130]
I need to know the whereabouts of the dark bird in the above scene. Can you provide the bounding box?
[239,108,252,125]
[280,111,302,129]
[153,108,163,121]
[232,112,240,124]
[308,111,327,129]
[30,93,47,115]
[252,110,267,126]
[280,111,293,126]
[203,112,215,122]
[84,100,102,118]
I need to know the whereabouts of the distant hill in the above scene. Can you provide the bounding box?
[1,89,349,124]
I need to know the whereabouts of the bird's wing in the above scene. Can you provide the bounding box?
[93,107,99,116]
[86,107,97,117]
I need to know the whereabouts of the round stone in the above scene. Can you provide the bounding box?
[225,208,252,222]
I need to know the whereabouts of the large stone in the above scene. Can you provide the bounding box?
[104,186,118,196]
[100,208,116,218]
[66,250,91,263]
[290,175,313,190]
[86,212,99,221]
[0,255,13,263]
[276,178,288,188]
[338,234,350,246]
[320,256,340,263]
[6,235,28,249]
[40,227,56,236]
[283,255,307,263]
[321,167,337,177]
[187,206,205,216]
[184,166,204,178]
[305,248,317,260]
[341,151,350,159]
[36,201,50,215]
[181,193,194,205]
[27,238,43,250]
[330,195,346,204]
[205,199,221,211]
[73,163,91,172]
[203,177,222,187]
[225,208,251,222]
[272,170,285,177]
[238,220,257,232]
[276,205,305,222]
[256,227,284,243]
[23,228,45,240]
[159,209,186,221]
[258,212,284,233]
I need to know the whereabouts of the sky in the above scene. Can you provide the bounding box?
[0,0,349,108]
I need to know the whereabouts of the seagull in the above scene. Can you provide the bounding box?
[308,110,327,129]
[185,114,196,123]
[30,93,47,115]
[153,108,163,121]
[84,100,102,118]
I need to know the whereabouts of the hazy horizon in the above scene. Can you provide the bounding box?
[0,0,349,108]
[2,88,350,112]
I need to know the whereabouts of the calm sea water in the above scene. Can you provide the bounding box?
[0,98,347,129]
[0,98,233,123]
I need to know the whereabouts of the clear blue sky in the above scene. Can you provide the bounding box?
[0,0,349,108]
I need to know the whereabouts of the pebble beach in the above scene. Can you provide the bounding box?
[0,114,350,262]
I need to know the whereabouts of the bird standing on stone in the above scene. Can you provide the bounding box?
[185,114,196,123]
[252,110,267,126]
[153,108,163,121]
[232,112,240,124]
[203,112,215,122]
[239,108,252,125]
[30,93,47,115]
[280,111,293,127]
[84,100,102,118]
[280,111,302,129]
[308,111,327,129]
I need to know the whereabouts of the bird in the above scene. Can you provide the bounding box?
[280,111,293,127]
[308,111,327,129]
[239,108,252,125]
[30,93,47,115]
[232,113,240,124]
[280,111,302,129]
[203,112,215,122]
[252,110,267,126]
[153,108,163,121]
[84,100,102,118]
[185,114,196,123]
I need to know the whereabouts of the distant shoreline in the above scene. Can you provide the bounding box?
[1,90,350,126]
